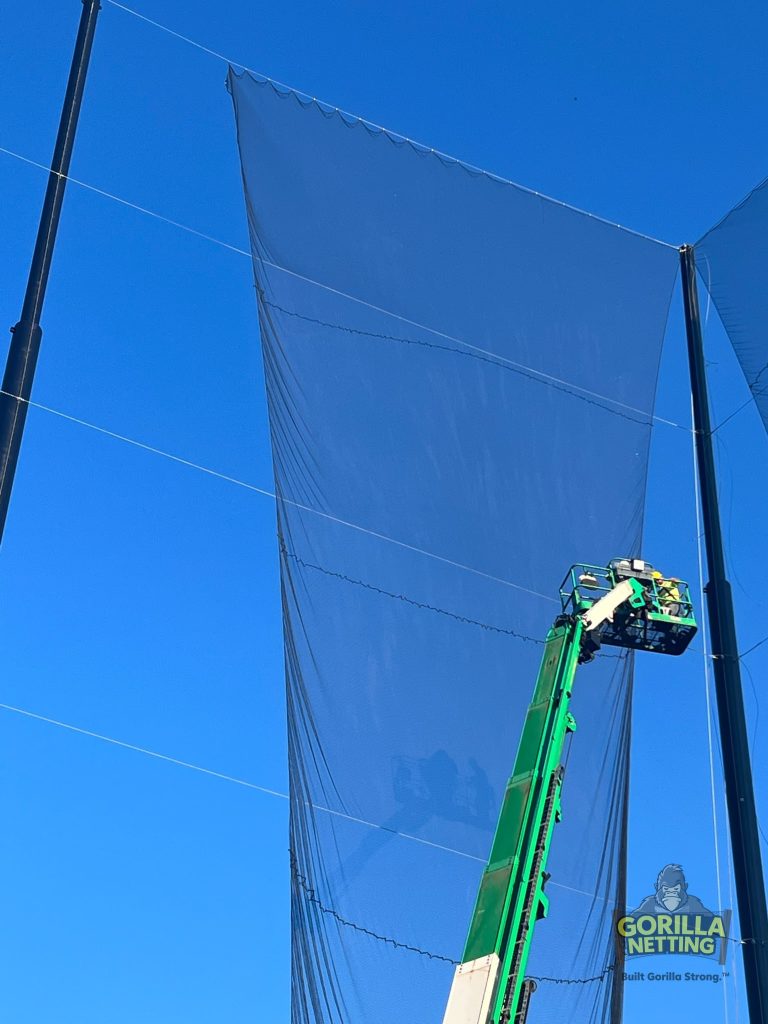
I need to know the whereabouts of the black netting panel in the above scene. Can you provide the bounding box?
[229,70,679,1024]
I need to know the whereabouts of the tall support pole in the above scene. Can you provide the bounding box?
[680,243,768,1024]
[0,0,101,542]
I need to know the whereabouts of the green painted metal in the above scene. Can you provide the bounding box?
[461,616,582,1022]
[559,562,697,656]
[455,561,698,1024]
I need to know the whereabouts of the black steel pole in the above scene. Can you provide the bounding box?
[0,0,100,542]
[680,243,768,1023]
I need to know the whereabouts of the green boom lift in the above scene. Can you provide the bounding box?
[440,557,697,1024]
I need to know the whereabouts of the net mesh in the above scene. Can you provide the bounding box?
[229,69,679,1023]
[696,177,768,433]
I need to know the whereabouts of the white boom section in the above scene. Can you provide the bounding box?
[579,578,636,633]
[442,955,501,1024]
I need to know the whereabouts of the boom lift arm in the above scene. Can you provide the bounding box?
[441,559,696,1024]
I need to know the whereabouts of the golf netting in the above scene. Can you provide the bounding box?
[229,69,679,1023]
[696,177,768,436]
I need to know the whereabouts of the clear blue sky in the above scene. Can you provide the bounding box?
[1,2,767,1022]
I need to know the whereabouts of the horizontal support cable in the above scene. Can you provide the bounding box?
[0,701,484,862]
[0,144,688,432]
[1,699,633,906]
[102,1,677,249]
[264,302,666,429]
[0,387,554,602]
[292,858,626,981]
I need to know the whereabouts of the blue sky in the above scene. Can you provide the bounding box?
[1,2,767,1022]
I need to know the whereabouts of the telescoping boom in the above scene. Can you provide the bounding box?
[441,558,697,1024]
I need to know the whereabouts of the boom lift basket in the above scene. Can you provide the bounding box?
[442,557,697,1024]
[560,558,697,656]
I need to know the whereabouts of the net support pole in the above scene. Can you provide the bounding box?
[680,243,768,1024]
[0,0,101,543]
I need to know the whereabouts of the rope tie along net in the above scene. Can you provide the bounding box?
[229,70,680,1023]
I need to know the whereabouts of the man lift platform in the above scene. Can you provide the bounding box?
[441,557,696,1024]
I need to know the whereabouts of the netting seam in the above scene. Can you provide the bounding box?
[290,850,458,965]
[281,543,545,643]
[264,301,656,428]
[291,856,620,984]
[281,543,628,659]
[228,70,676,250]
[528,968,614,985]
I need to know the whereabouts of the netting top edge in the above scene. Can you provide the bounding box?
[695,172,768,250]
[229,68,677,252]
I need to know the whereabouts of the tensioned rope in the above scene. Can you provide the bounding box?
[0,699,610,903]
[0,144,689,434]
[0,149,720,692]
[0,376,714,649]
[737,633,768,661]
[103,0,677,251]
[0,387,555,604]
[0,701,482,863]
[6,389,704,644]
[0,146,252,259]
[0,365,714,660]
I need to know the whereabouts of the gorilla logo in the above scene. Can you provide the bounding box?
[632,864,713,916]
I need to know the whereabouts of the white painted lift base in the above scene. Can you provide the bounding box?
[441,954,500,1024]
